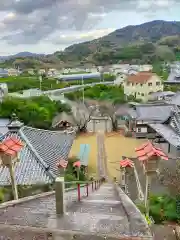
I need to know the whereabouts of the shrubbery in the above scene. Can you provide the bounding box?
[137,194,179,224]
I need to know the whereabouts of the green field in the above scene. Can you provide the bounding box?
[0,76,69,93]
[176,52,180,60]
[0,73,115,93]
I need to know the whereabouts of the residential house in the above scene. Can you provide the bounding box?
[0,115,75,186]
[164,62,180,84]
[115,103,173,138]
[149,91,175,101]
[0,69,8,78]
[148,105,180,156]
[27,69,35,75]
[114,73,127,86]
[0,83,8,100]
[7,68,19,76]
[139,65,153,72]
[38,69,46,75]
[123,72,163,101]
[8,88,43,99]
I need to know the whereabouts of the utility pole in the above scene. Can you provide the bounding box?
[82,75,84,104]
[39,75,42,91]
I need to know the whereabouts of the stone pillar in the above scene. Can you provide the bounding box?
[55,177,65,215]
[145,175,151,216]
[168,143,170,153]
[121,168,126,191]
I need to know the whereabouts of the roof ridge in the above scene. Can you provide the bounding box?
[21,125,74,135]
[19,128,56,180]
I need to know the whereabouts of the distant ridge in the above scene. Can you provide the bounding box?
[0,52,45,62]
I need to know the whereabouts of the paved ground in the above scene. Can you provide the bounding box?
[0,184,136,239]
[66,183,130,236]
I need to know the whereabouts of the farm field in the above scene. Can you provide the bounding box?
[70,133,145,180]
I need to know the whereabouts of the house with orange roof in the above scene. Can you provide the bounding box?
[123,72,163,101]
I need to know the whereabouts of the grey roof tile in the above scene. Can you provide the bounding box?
[150,91,175,98]
[168,92,180,105]
[127,108,137,118]
[20,126,75,176]
[0,126,75,186]
[0,132,52,185]
[148,123,180,148]
[135,105,173,122]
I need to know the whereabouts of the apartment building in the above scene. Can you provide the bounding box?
[123,72,163,101]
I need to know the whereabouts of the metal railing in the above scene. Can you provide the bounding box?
[64,179,104,201]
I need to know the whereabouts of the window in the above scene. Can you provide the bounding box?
[156,82,160,86]
[141,93,144,96]
[140,84,143,86]
[148,82,152,86]
[137,128,141,132]
[132,83,134,86]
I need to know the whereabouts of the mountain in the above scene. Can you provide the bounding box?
[99,20,180,46]
[1,20,180,67]
[65,20,180,52]
[61,20,180,65]
[0,52,45,62]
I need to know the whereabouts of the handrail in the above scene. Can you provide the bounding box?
[67,178,104,201]
[133,165,144,201]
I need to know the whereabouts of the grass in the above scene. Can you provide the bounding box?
[0,76,69,92]
[70,133,145,180]
[1,75,112,93]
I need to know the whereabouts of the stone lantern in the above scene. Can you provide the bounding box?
[120,158,134,194]
[73,161,81,180]
[0,137,24,200]
[7,113,24,132]
[56,158,68,177]
[135,141,168,216]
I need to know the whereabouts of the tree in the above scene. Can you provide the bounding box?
[0,96,71,129]
[160,159,180,196]
[98,102,117,131]
[73,104,95,132]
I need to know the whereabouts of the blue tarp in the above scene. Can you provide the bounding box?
[78,144,90,166]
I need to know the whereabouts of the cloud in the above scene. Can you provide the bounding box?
[52,28,115,45]
[0,0,179,45]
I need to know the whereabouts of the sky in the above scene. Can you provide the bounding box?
[0,0,180,55]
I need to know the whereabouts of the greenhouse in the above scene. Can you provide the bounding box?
[58,72,101,81]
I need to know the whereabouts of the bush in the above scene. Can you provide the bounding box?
[0,188,5,203]
[65,173,76,182]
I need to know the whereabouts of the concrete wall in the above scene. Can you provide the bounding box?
[87,118,112,132]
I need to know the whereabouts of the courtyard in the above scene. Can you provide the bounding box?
[70,132,145,180]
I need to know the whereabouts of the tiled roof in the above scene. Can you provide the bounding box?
[135,105,172,122]
[149,123,180,148]
[150,91,175,98]
[135,141,168,161]
[166,72,180,83]
[126,104,172,122]
[126,72,155,84]
[168,92,180,105]
[0,126,75,185]
[52,112,76,128]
